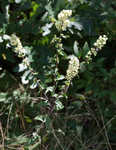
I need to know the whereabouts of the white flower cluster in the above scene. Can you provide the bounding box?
[10,34,32,75]
[66,55,79,81]
[85,35,108,62]
[56,9,72,31]
[94,35,108,50]
[58,10,72,21]
[10,34,26,57]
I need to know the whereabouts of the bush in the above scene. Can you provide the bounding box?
[0,0,116,149]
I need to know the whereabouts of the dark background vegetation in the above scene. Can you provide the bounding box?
[0,0,116,149]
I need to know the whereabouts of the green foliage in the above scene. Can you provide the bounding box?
[0,0,116,149]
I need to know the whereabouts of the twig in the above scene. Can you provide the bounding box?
[100,111,112,150]
[5,103,13,137]
[89,114,116,145]
[16,102,25,130]
[0,121,5,149]
[51,122,64,150]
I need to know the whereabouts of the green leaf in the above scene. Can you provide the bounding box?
[17,63,27,72]
[10,135,28,145]
[15,0,22,4]
[42,23,53,36]
[45,86,54,94]
[55,100,64,110]
[82,42,89,57]
[80,61,86,73]
[73,41,79,56]
[0,92,7,102]
[34,115,47,123]
[21,70,30,85]
[56,74,65,81]
[24,116,32,123]
[76,125,83,136]
[70,21,83,31]
[45,116,51,129]
[75,93,86,100]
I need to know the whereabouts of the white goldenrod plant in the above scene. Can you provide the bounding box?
[85,35,108,62]
[66,55,79,81]
[55,9,72,31]
[10,34,27,57]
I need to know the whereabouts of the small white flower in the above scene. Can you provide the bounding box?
[61,19,70,31]
[22,57,30,67]
[66,55,79,81]
[10,34,20,46]
[56,9,72,31]
[58,10,72,21]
